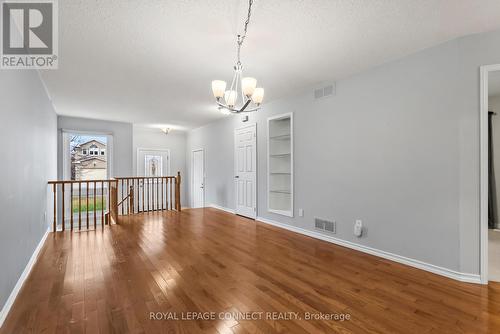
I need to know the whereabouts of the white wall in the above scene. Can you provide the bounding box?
[187,29,500,277]
[133,127,187,205]
[0,70,57,312]
[57,116,133,177]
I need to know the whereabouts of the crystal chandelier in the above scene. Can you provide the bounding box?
[211,0,264,114]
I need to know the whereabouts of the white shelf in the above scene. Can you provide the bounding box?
[267,113,293,217]
[270,134,291,140]
[270,190,291,194]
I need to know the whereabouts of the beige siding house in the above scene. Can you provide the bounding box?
[72,140,107,180]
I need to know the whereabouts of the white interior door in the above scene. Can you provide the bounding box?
[234,124,257,219]
[137,149,170,211]
[192,149,205,208]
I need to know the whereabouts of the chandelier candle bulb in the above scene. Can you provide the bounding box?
[212,80,226,99]
[251,88,264,105]
[242,77,257,97]
[225,90,238,107]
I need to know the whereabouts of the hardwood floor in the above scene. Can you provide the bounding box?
[2,208,500,333]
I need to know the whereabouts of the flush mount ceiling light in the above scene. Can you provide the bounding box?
[211,0,264,114]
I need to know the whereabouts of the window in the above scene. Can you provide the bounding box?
[68,134,109,181]
[89,144,99,156]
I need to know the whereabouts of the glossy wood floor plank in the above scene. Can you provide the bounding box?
[2,208,500,334]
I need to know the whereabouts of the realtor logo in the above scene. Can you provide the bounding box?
[1,0,58,69]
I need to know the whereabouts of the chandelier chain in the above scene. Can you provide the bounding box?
[237,0,254,65]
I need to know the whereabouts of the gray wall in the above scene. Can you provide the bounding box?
[133,127,187,205]
[187,29,500,276]
[0,71,57,310]
[57,116,133,177]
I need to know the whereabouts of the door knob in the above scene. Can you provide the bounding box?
[235,176,239,178]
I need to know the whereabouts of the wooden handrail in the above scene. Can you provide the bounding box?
[108,176,177,180]
[48,179,116,184]
[117,194,130,207]
[48,172,182,232]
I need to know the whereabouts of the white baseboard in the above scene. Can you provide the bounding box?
[209,204,235,214]
[255,216,480,284]
[0,228,50,328]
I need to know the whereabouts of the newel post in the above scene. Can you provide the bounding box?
[176,171,181,211]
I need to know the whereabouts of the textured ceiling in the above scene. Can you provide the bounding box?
[41,0,500,129]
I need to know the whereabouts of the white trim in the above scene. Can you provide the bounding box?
[0,228,50,328]
[61,128,113,136]
[209,204,235,214]
[255,216,480,284]
[191,149,205,208]
[235,123,258,131]
[267,112,294,217]
[136,148,171,177]
[62,131,71,180]
[107,135,114,178]
[480,64,500,284]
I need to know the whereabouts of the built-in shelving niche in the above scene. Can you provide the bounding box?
[267,112,293,217]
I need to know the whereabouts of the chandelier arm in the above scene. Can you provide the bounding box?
[228,68,237,102]
[239,99,251,112]
[216,100,260,113]
[240,71,246,103]
[215,100,237,112]
[237,70,242,104]
[238,106,260,113]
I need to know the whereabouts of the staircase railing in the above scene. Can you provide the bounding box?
[48,171,181,232]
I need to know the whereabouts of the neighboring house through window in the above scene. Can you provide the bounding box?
[68,136,108,181]
[90,144,99,156]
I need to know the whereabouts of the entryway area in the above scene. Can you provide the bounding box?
[488,68,500,282]
[482,65,500,283]
[137,148,171,210]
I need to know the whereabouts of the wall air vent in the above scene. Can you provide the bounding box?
[324,220,335,233]
[314,218,336,234]
[314,83,336,100]
[315,218,324,229]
